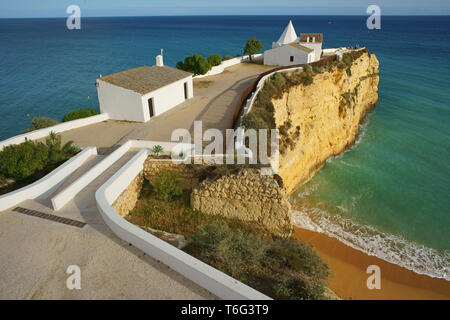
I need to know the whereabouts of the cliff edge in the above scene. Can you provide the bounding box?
[272,51,379,193]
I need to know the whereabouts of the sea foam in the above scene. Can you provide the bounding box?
[293,209,450,281]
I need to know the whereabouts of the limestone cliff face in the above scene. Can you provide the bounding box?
[274,52,379,193]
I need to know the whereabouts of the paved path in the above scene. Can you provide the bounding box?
[0,150,215,299]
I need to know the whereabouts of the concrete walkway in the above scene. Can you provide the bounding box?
[0,150,215,299]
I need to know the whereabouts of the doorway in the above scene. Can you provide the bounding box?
[148,98,154,118]
[184,82,188,100]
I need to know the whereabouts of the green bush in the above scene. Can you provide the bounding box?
[152,145,164,155]
[187,221,329,300]
[0,133,80,181]
[223,55,233,61]
[0,140,48,180]
[312,66,323,74]
[25,117,59,133]
[207,54,222,67]
[271,72,286,90]
[176,54,211,76]
[153,170,183,202]
[62,108,98,122]
[242,113,269,130]
[303,65,312,73]
[45,132,80,163]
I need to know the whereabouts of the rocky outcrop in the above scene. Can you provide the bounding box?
[275,52,379,193]
[191,168,292,237]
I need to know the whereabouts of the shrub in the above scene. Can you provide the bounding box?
[187,221,329,300]
[223,55,233,61]
[0,140,49,180]
[312,66,323,74]
[303,65,312,73]
[207,54,222,67]
[0,132,80,181]
[153,170,183,202]
[152,145,163,155]
[62,108,98,122]
[271,72,286,90]
[176,54,211,75]
[45,132,80,163]
[25,117,59,133]
[242,113,269,130]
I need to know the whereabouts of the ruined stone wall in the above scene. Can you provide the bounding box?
[191,168,292,237]
[112,172,144,217]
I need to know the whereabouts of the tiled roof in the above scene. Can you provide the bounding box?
[288,43,314,53]
[98,65,192,95]
[299,33,324,43]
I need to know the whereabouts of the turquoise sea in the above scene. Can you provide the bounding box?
[0,16,449,279]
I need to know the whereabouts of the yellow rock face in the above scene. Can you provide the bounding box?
[274,52,380,193]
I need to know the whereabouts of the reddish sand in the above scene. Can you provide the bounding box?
[293,227,450,300]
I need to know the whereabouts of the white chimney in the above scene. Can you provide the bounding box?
[156,55,164,67]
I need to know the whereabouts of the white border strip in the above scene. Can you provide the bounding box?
[95,148,271,300]
[0,113,110,150]
[0,147,97,212]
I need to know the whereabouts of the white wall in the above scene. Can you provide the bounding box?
[97,80,146,122]
[264,46,312,66]
[0,147,97,212]
[300,42,323,62]
[0,114,109,150]
[141,76,193,121]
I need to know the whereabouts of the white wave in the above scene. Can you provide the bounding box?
[293,209,450,281]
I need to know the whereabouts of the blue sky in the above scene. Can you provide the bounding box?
[0,0,449,18]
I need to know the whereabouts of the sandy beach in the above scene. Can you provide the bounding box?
[293,227,450,300]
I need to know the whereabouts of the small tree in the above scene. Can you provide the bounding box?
[244,38,263,62]
[152,145,163,156]
[176,54,211,76]
[207,54,222,67]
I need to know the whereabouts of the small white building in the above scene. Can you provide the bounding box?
[96,56,193,122]
[264,21,323,66]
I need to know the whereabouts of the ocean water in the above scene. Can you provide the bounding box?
[1,16,449,279]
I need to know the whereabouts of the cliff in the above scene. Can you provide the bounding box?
[273,51,379,193]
